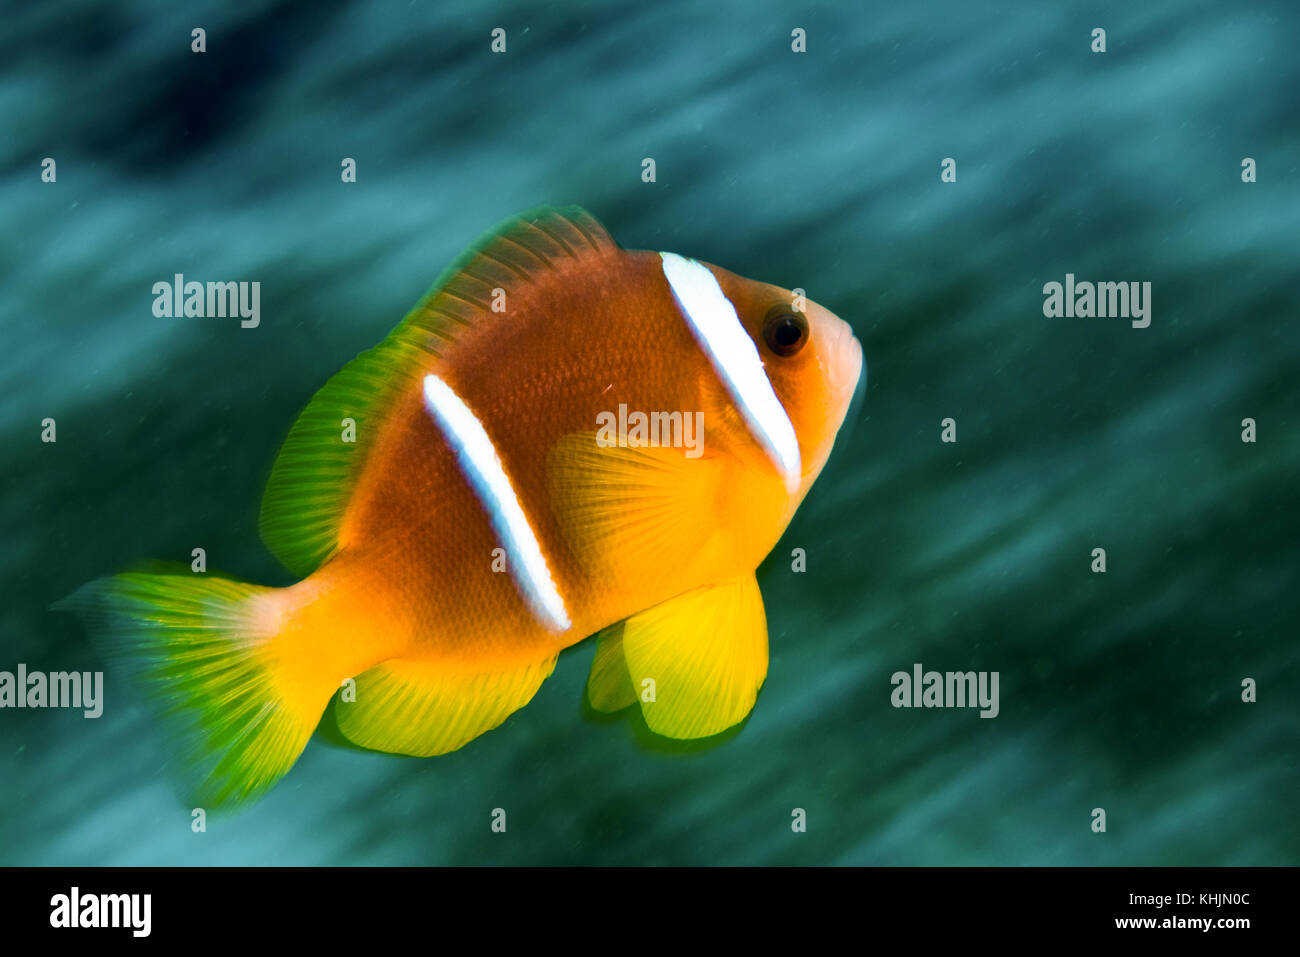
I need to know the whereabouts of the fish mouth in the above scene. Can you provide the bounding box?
[831,322,866,408]
[832,324,867,437]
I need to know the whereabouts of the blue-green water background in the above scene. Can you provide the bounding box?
[2,0,1297,865]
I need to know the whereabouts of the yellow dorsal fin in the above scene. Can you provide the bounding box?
[335,654,558,757]
[259,207,617,576]
[611,576,770,739]
[395,205,616,346]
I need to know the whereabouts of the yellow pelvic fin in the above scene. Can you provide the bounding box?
[336,654,558,757]
[617,575,770,739]
[585,624,637,713]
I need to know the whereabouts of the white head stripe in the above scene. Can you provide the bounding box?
[659,252,801,490]
[422,375,571,633]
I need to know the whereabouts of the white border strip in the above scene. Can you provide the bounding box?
[423,374,571,633]
[660,252,801,490]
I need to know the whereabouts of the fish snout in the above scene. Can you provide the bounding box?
[828,320,865,404]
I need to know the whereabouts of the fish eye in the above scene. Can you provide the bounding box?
[762,308,809,357]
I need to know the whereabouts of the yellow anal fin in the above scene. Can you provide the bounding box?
[336,654,557,757]
[616,576,769,739]
[586,624,637,713]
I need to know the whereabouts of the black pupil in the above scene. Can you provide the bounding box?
[774,319,802,347]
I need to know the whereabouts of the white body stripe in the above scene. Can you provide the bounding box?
[422,374,571,633]
[659,252,802,491]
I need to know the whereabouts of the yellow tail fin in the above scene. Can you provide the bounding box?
[55,572,336,807]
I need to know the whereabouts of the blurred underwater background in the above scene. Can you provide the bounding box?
[1,0,1297,864]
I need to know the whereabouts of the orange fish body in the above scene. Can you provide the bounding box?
[62,207,864,805]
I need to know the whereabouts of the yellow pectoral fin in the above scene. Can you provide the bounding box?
[547,434,731,587]
[336,654,557,757]
[586,624,637,713]
[620,576,770,739]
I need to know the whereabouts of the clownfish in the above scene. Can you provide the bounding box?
[60,207,864,806]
